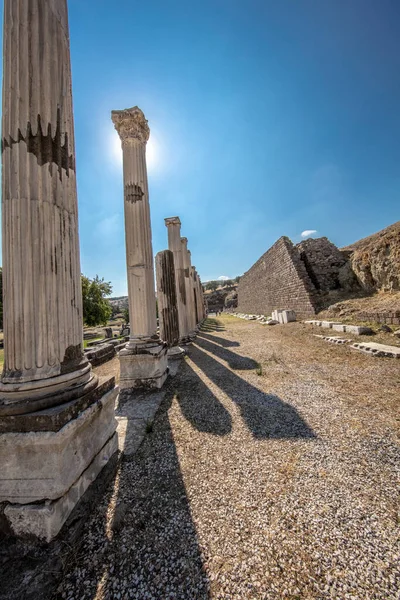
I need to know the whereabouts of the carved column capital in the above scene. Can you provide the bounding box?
[111,106,150,145]
[165,216,181,227]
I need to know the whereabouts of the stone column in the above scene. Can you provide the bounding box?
[155,251,184,359]
[191,267,200,326]
[165,217,190,344]
[194,270,203,324]
[111,106,167,389]
[181,238,197,338]
[0,0,118,541]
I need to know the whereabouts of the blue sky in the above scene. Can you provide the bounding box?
[1,0,400,295]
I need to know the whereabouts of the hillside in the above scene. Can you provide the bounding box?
[342,221,400,292]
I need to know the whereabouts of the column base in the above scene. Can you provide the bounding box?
[167,346,185,360]
[119,342,168,390]
[0,386,118,504]
[1,432,118,542]
[0,384,118,541]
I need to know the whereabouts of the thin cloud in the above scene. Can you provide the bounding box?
[218,275,230,281]
[301,229,317,238]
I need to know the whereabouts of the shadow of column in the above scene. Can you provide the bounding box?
[191,341,316,440]
[56,383,211,599]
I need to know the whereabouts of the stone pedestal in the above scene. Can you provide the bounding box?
[0,0,117,541]
[165,217,191,344]
[155,250,184,360]
[112,107,167,389]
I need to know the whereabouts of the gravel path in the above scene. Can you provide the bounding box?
[58,316,400,600]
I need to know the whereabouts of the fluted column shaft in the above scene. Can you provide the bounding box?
[0,0,91,413]
[155,251,179,348]
[165,218,189,342]
[112,108,157,346]
[181,239,196,335]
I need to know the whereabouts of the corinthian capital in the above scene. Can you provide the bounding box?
[111,106,150,144]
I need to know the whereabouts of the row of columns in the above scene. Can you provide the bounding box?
[111,110,206,389]
[156,219,206,358]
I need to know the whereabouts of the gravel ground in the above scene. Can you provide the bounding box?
[57,316,400,600]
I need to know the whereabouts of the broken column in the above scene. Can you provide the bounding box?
[111,106,167,389]
[0,0,118,541]
[165,217,190,344]
[155,251,184,359]
[181,238,197,338]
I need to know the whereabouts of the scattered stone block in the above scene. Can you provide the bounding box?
[321,321,342,329]
[345,325,374,335]
[331,324,347,333]
[314,335,351,345]
[351,342,400,358]
[85,343,116,366]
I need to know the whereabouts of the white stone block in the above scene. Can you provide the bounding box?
[4,432,118,542]
[331,324,347,332]
[0,387,118,504]
[351,342,400,358]
[345,325,374,335]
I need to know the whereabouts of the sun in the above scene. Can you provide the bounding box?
[109,130,158,173]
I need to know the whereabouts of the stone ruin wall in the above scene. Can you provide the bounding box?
[237,237,320,318]
[237,236,362,318]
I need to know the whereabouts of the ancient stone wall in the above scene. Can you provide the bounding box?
[295,237,360,293]
[237,237,319,317]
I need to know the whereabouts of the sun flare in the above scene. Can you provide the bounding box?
[109,131,158,172]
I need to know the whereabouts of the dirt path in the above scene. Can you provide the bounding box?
[59,316,399,600]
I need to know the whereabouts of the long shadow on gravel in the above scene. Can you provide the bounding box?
[196,335,258,370]
[199,331,240,348]
[174,360,232,435]
[192,343,316,440]
[54,384,210,600]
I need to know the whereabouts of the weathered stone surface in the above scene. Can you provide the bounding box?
[85,343,116,366]
[119,346,168,390]
[238,237,319,318]
[0,0,92,409]
[155,250,179,347]
[331,324,347,332]
[342,221,400,292]
[4,432,118,542]
[351,342,400,358]
[345,325,374,335]
[112,106,167,389]
[314,335,351,345]
[165,217,190,343]
[181,238,197,336]
[296,237,360,293]
[0,376,114,434]
[0,386,118,504]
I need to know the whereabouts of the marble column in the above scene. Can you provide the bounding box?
[181,238,197,338]
[0,0,118,541]
[193,269,203,324]
[165,217,190,344]
[111,107,167,389]
[155,251,184,360]
[191,267,200,326]
[0,0,97,413]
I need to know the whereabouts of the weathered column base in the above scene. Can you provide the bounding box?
[167,346,186,360]
[119,342,168,390]
[2,432,118,542]
[0,381,118,541]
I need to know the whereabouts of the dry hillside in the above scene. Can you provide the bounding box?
[342,221,400,292]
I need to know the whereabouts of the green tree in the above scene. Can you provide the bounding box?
[122,308,129,324]
[205,280,219,291]
[81,275,112,327]
[234,275,241,283]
